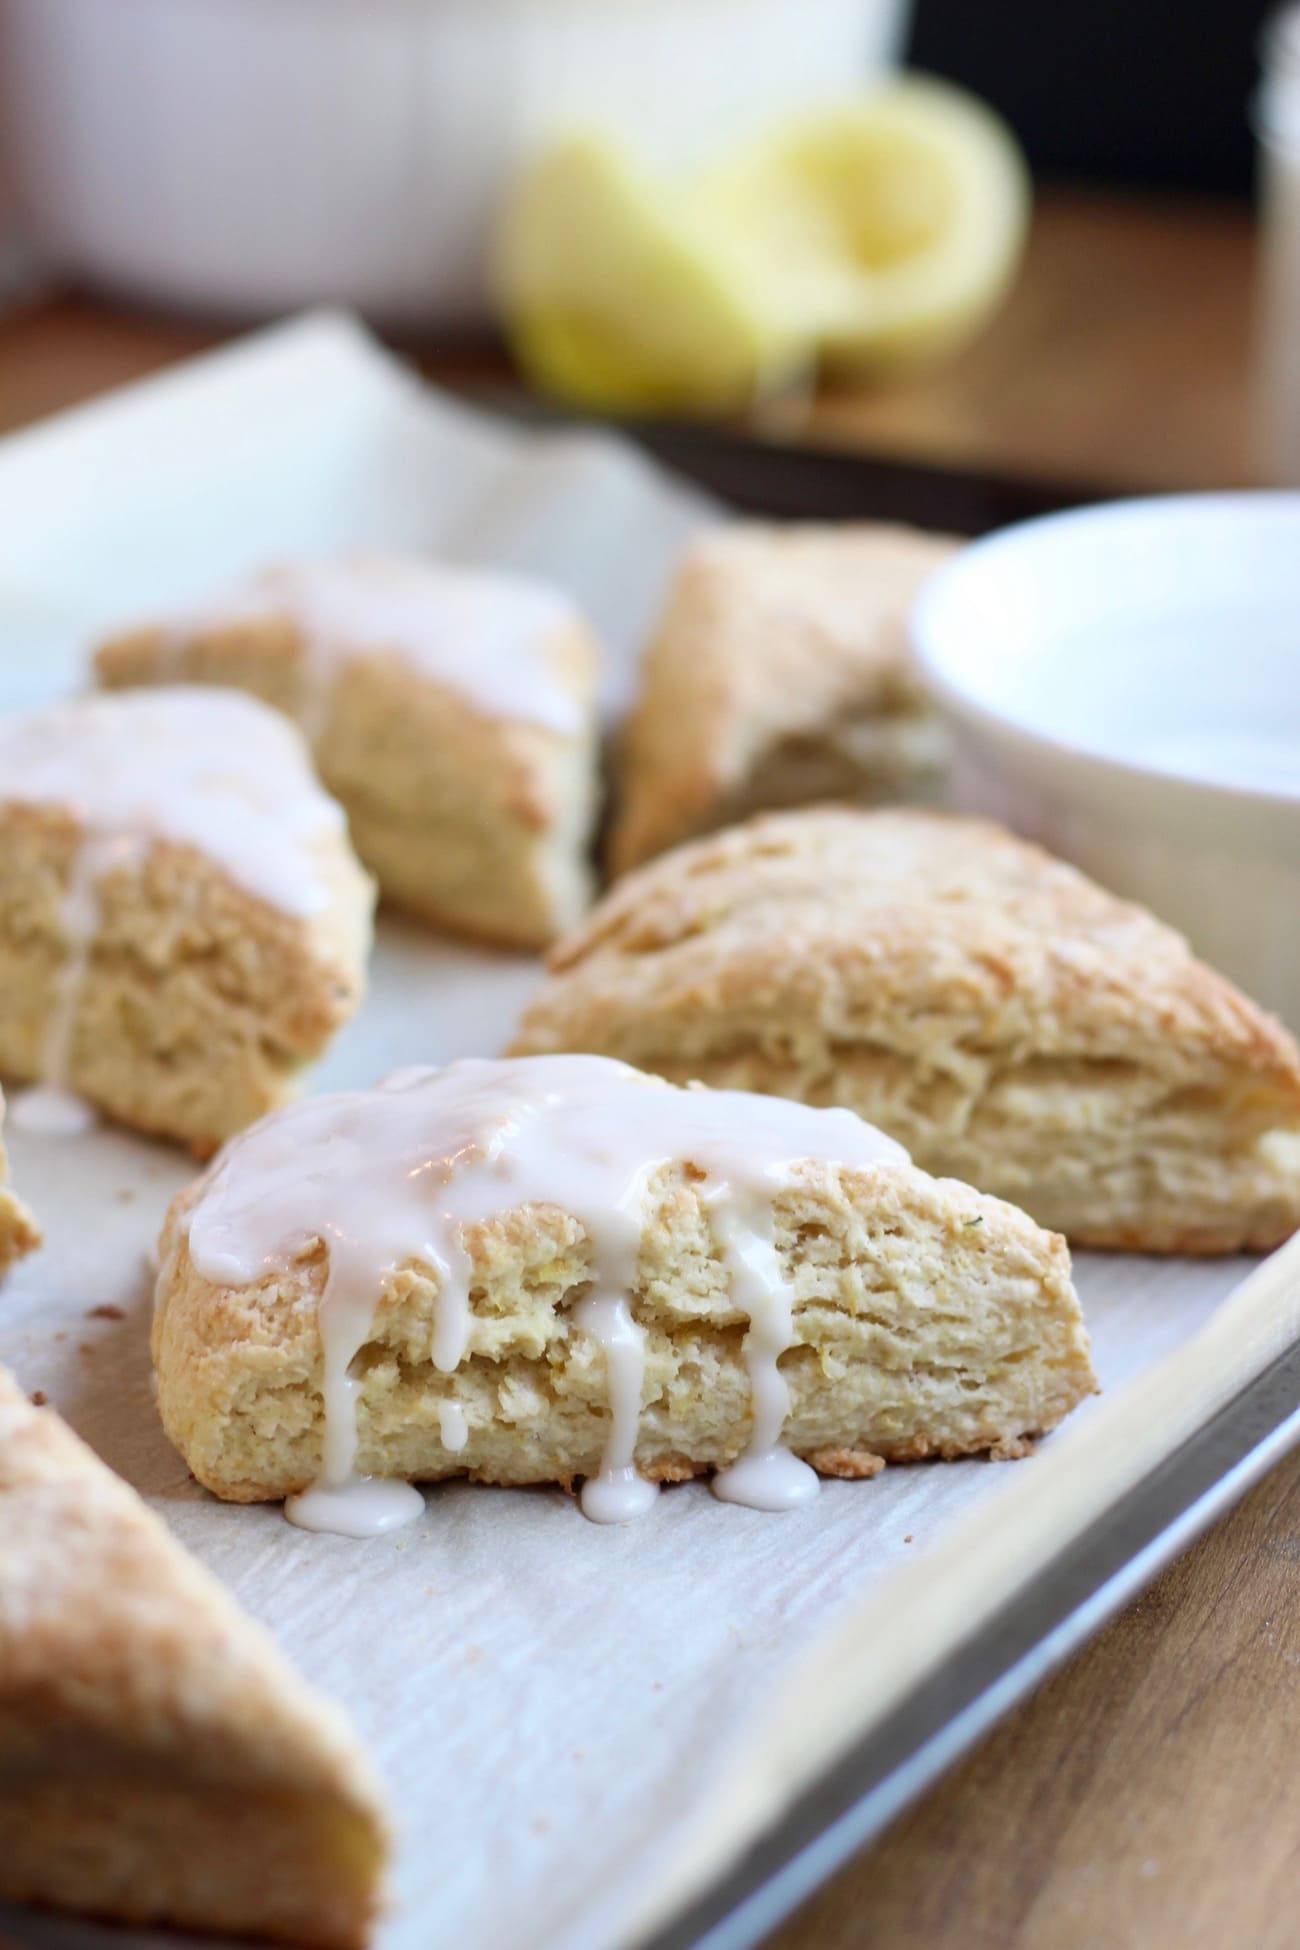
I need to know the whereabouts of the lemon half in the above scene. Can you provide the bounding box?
[699,77,1031,372]
[496,136,809,416]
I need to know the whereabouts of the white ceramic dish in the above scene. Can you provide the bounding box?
[911,491,1300,1029]
[0,0,909,325]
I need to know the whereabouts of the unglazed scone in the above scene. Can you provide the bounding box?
[152,1055,1095,1529]
[0,1091,40,1280]
[0,688,372,1153]
[511,810,1300,1254]
[95,554,601,949]
[0,1366,389,1948]
[608,522,959,875]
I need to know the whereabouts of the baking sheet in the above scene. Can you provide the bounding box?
[0,315,1291,1950]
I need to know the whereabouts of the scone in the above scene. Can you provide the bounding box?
[95,554,601,949]
[0,1090,40,1279]
[152,1054,1096,1529]
[0,1366,389,1948]
[511,809,1300,1254]
[608,521,959,875]
[0,688,373,1153]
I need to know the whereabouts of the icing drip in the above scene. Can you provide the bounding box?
[42,836,113,1079]
[8,1087,97,1138]
[182,1056,908,1537]
[438,1401,469,1453]
[8,837,127,1138]
[1,690,348,1133]
[286,1477,424,1539]
[573,1295,659,1524]
[155,556,585,743]
[706,1190,819,1512]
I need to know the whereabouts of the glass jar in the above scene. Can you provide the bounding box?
[1256,4,1300,481]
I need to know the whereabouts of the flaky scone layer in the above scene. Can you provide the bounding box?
[512,808,1300,1253]
[153,1154,1095,1503]
[97,610,600,950]
[0,1368,388,1948]
[0,1090,40,1280]
[0,804,372,1153]
[609,522,959,875]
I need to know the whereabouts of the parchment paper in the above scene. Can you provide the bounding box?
[0,316,1277,1950]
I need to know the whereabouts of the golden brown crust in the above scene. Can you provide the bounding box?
[0,1366,389,1947]
[97,596,601,950]
[804,1447,887,1480]
[0,1191,40,1275]
[0,1090,40,1280]
[609,522,959,874]
[153,1142,1097,1506]
[512,808,1300,1252]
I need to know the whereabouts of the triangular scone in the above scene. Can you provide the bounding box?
[609,522,958,875]
[152,1058,1095,1509]
[95,555,602,948]
[0,1090,40,1280]
[0,689,373,1153]
[0,1367,389,1947]
[512,810,1300,1254]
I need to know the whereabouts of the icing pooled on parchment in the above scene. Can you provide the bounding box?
[0,689,348,1128]
[155,555,585,742]
[181,1055,908,1536]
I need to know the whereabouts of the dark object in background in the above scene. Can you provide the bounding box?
[473,388,1093,528]
[910,0,1273,195]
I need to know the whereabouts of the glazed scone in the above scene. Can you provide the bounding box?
[608,522,959,875]
[152,1055,1096,1524]
[0,689,373,1153]
[0,1091,40,1280]
[95,554,601,949]
[0,1366,389,1948]
[511,810,1300,1254]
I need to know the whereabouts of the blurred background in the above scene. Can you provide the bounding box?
[0,0,1294,487]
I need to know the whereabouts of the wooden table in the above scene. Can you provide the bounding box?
[0,190,1265,493]
[3,189,1296,1950]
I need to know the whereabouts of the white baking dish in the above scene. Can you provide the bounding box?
[911,492,1300,1029]
[0,0,909,324]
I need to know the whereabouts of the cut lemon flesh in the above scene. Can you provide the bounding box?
[697,77,1031,370]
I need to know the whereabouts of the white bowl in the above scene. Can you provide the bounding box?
[911,492,1300,1028]
[0,0,909,325]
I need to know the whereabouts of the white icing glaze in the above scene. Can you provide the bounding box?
[438,1400,469,1453]
[705,1190,820,1512]
[158,555,584,741]
[573,1295,659,1524]
[10,833,131,1136]
[182,1055,907,1536]
[286,1477,425,1539]
[0,690,346,919]
[1,690,348,1131]
[7,1085,98,1138]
